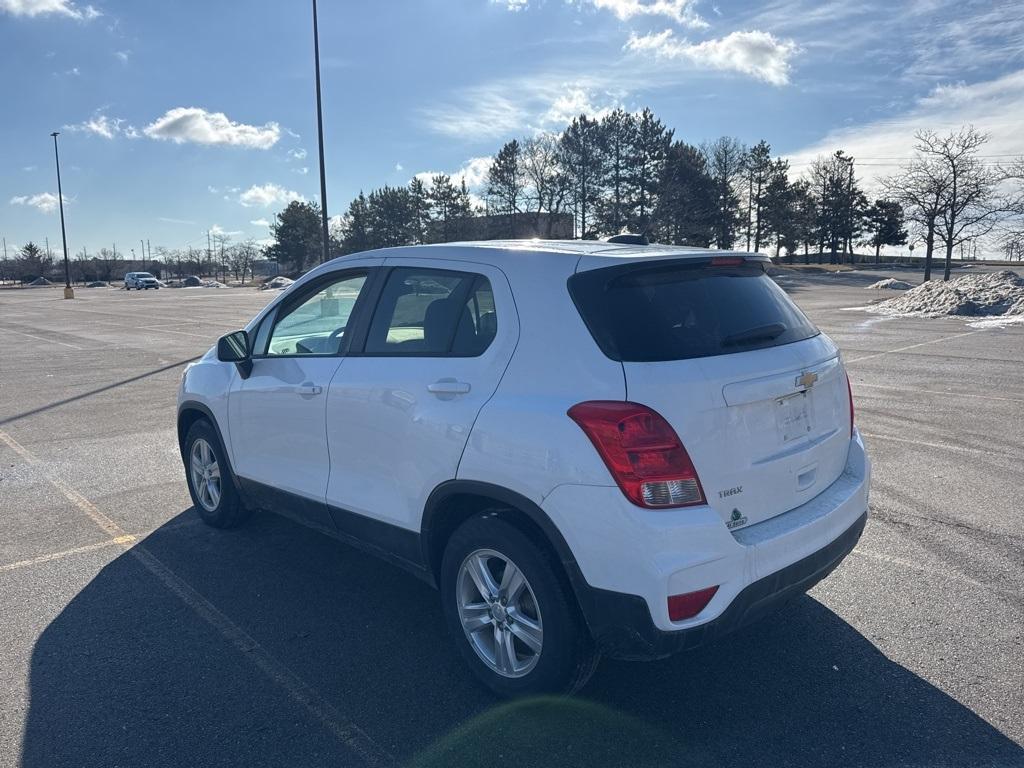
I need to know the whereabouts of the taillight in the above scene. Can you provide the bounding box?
[846,372,855,437]
[567,401,705,508]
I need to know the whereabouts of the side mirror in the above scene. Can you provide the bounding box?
[217,330,253,378]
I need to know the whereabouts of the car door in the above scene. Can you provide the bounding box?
[227,266,378,533]
[324,260,518,545]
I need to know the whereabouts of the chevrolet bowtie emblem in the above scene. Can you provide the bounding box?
[796,371,818,389]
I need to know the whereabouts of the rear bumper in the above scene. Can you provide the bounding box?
[544,430,870,659]
[576,510,866,660]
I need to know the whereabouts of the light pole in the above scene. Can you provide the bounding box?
[312,0,330,264]
[50,131,74,298]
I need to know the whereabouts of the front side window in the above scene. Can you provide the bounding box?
[266,273,367,356]
[364,268,496,356]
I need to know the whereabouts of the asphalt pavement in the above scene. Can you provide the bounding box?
[0,271,1021,768]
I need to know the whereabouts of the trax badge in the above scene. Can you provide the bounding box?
[718,486,743,499]
[796,371,818,389]
[727,509,748,529]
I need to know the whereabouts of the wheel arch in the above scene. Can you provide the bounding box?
[421,481,586,597]
[177,401,240,492]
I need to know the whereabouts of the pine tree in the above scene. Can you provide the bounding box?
[865,199,908,262]
[408,177,431,245]
[266,201,327,274]
[744,140,773,251]
[760,158,794,256]
[559,114,604,239]
[653,141,715,246]
[367,186,415,247]
[486,139,525,236]
[596,109,637,235]
[626,108,672,234]
[703,136,747,249]
[340,192,372,254]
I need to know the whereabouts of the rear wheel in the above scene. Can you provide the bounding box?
[184,419,251,528]
[440,515,599,697]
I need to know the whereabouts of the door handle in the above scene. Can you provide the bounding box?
[427,379,471,395]
[296,383,323,396]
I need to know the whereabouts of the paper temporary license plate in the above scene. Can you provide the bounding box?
[776,392,813,443]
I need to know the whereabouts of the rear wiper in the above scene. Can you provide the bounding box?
[722,323,786,347]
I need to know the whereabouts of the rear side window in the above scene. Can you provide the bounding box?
[568,260,818,362]
[364,268,496,356]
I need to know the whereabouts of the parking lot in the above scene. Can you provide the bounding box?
[1,272,1022,768]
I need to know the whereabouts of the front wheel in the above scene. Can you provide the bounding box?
[183,419,251,528]
[440,515,599,697]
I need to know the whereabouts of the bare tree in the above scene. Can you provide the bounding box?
[522,132,570,237]
[883,143,950,281]
[917,128,1001,280]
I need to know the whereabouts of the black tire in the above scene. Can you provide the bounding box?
[440,514,599,697]
[183,419,251,528]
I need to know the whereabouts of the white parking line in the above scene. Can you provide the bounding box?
[854,382,1024,404]
[845,329,986,363]
[851,547,1019,602]
[859,432,984,455]
[0,426,394,768]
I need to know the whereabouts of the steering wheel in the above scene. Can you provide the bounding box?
[327,325,346,350]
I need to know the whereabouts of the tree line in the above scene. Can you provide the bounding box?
[5,108,1022,286]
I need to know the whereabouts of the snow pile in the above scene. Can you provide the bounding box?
[867,270,1024,320]
[261,276,294,290]
[86,281,109,288]
[28,277,52,286]
[866,278,913,290]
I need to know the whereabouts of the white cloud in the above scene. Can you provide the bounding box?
[144,107,281,149]
[414,157,492,208]
[786,69,1024,191]
[625,28,798,85]
[585,0,707,28]
[114,49,129,62]
[63,113,139,139]
[250,218,271,227]
[158,216,195,225]
[491,0,528,9]
[394,162,404,172]
[0,0,100,19]
[238,183,305,208]
[421,77,624,139]
[540,87,618,126]
[209,224,243,237]
[287,147,307,160]
[10,192,68,213]
[293,166,309,175]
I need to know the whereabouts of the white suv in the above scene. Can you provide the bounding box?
[125,271,160,290]
[177,240,870,696]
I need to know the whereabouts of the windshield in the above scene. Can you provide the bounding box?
[568,259,819,362]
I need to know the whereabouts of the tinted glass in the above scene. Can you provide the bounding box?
[266,273,366,356]
[569,261,818,362]
[365,269,495,356]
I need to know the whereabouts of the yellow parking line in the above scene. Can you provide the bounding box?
[0,426,394,768]
[0,536,136,573]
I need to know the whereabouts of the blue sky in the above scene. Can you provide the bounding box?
[1,0,1022,257]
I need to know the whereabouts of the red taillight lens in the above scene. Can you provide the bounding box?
[846,372,855,437]
[668,586,719,621]
[567,401,705,508]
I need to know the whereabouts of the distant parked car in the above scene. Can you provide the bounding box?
[124,272,160,290]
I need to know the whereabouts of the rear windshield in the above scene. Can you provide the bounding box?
[568,260,819,362]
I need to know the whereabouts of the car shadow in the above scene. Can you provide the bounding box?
[21,508,1023,768]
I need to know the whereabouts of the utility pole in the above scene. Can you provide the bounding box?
[312,0,330,264]
[50,132,74,297]
[207,230,212,278]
